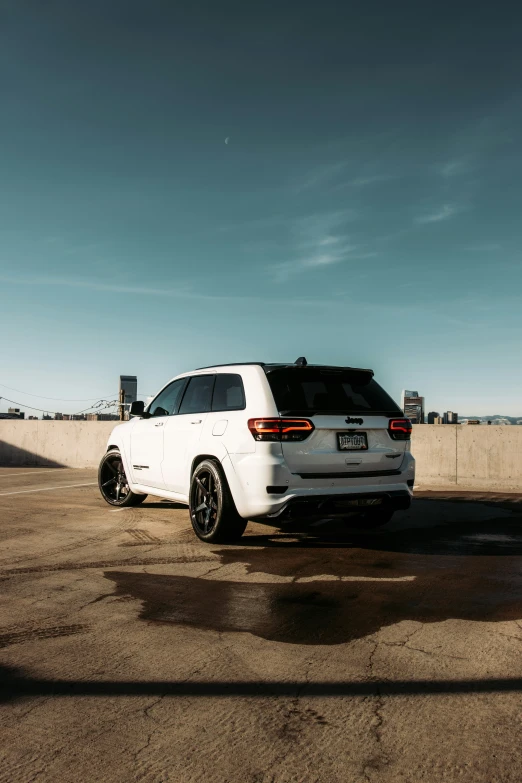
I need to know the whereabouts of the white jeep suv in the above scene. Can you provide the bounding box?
[99,359,415,542]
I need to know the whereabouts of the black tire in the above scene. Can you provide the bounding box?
[189,459,247,543]
[128,493,147,506]
[98,448,148,507]
[348,508,395,529]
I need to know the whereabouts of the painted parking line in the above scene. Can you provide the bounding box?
[0,469,76,479]
[0,482,97,497]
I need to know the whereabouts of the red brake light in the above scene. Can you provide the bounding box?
[388,418,412,440]
[248,418,314,442]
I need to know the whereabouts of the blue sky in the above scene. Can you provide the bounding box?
[1,0,521,416]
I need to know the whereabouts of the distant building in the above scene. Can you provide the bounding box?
[8,407,25,419]
[85,413,119,422]
[427,411,440,424]
[54,413,63,420]
[120,375,137,406]
[433,416,444,424]
[28,416,38,420]
[120,375,137,419]
[401,390,416,409]
[443,411,458,424]
[402,390,424,424]
[42,414,52,420]
[467,419,481,425]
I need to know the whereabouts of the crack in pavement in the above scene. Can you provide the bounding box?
[379,639,468,662]
[361,634,402,783]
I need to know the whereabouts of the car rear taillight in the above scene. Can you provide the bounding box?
[388,418,412,441]
[248,418,314,442]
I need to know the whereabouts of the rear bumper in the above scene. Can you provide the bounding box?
[221,450,415,520]
[266,490,411,521]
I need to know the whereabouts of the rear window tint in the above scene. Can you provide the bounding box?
[178,375,215,414]
[149,378,187,417]
[266,369,401,415]
[212,374,245,411]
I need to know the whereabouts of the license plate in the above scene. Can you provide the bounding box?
[337,432,368,450]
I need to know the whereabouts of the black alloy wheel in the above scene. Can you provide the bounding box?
[189,460,247,543]
[191,469,219,536]
[98,449,147,507]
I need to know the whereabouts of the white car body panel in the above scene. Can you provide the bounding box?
[104,364,415,520]
[129,416,167,488]
[280,414,406,475]
[162,412,208,493]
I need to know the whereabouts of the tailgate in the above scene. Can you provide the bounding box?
[281,415,405,476]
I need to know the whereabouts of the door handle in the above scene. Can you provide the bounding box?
[154,422,164,427]
[191,419,202,424]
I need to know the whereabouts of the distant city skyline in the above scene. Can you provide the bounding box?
[3,382,520,423]
[1,376,521,420]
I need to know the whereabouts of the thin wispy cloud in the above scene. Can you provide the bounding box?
[296,162,396,193]
[416,203,461,224]
[270,209,376,281]
[302,250,377,268]
[218,215,288,233]
[292,209,357,239]
[342,174,396,189]
[464,241,503,252]
[0,275,340,308]
[440,158,471,178]
[293,160,348,192]
[0,276,190,298]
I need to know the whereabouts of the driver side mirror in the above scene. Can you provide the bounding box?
[130,400,149,418]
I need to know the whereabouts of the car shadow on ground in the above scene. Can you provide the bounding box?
[100,496,522,645]
[3,496,522,705]
[239,503,522,558]
[142,500,188,510]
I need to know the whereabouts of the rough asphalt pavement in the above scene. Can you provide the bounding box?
[1,467,522,782]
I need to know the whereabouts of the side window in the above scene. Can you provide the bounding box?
[212,374,246,411]
[149,379,187,417]
[178,375,215,415]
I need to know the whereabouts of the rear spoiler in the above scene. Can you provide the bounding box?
[264,365,374,378]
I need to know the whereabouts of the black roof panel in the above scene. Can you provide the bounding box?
[195,362,374,376]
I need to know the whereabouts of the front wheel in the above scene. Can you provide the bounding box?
[98,449,148,507]
[189,460,247,543]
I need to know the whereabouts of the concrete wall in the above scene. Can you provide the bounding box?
[1,421,522,490]
[411,424,522,491]
[0,421,115,468]
[410,424,457,486]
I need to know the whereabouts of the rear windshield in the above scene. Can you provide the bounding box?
[265,368,402,416]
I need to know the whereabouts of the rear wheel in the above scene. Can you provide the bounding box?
[189,460,247,543]
[98,449,148,507]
